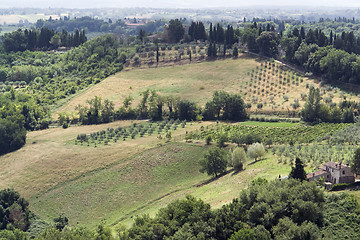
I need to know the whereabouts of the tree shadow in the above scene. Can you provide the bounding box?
[194,169,233,187]
[231,168,245,176]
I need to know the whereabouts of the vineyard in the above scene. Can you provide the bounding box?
[74,119,187,146]
[196,122,350,145]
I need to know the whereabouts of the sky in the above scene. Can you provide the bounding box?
[1,0,360,9]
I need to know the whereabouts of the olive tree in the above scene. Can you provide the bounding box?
[247,142,265,162]
[230,147,247,171]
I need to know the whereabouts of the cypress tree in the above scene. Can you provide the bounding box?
[289,158,307,181]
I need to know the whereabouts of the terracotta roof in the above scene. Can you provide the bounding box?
[322,161,349,170]
[307,170,327,179]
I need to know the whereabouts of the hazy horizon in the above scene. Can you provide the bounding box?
[0,0,360,9]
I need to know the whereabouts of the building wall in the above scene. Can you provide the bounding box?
[329,166,354,184]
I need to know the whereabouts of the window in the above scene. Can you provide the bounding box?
[343,171,345,175]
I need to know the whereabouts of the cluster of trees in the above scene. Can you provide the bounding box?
[1,181,359,239]
[122,179,359,239]
[188,21,206,41]
[36,16,114,33]
[70,90,248,126]
[203,91,248,121]
[301,86,356,123]
[1,27,86,52]
[209,23,237,46]
[0,189,33,231]
[72,91,199,126]
[199,143,265,178]
[36,16,166,36]
[281,26,360,84]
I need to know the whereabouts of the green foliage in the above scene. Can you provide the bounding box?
[256,31,280,57]
[240,179,324,235]
[215,131,229,148]
[0,227,28,240]
[203,90,248,121]
[199,147,228,177]
[166,19,185,43]
[125,179,357,240]
[1,27,86,52]
[128,195,214,239]
[351,147,360,174]
[0,102,26,155]
[34,227,97,240]
[27,219,51,239]
[247,142,265,162]
[289,158,307,181]
[271,217,320,240]
[205,135,212,145]
[73,119,186,147]
[54,214,69,231]
[321,193,360,239]
[0,189,32,231]
[229,228,255,240]
[230,147,247,171]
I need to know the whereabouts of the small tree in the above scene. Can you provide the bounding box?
[247,142,265,162]
[230,147,247,171]
[232,46,239,58]
[199,148,227,177]
[54,214,68,231]
[351,148,360,175]
[205,135,212,145]
[289,158,307,181]
[216,132,228,148]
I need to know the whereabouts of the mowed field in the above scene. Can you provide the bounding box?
[54,55,260,118]
[55,53,360,120]
[0,118,294,229]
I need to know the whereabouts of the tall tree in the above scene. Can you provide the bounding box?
[167,19,184,43]
[289,158,307,181]
[351,147,360,175]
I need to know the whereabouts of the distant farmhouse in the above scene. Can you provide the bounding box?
[307,161,355,185]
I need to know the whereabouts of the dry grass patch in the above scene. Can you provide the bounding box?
[54,55,260,119]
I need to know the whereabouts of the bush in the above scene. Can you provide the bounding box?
[230,147,247,171]
[330,183,351,191]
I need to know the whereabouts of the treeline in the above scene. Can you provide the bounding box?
[2,179,359,239]
[61,90,248,127]
[36,16,166,35]
[1,27,87,52]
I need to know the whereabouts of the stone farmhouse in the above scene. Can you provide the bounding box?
[307,161,355,184]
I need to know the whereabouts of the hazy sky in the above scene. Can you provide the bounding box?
[1,0,360,9]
